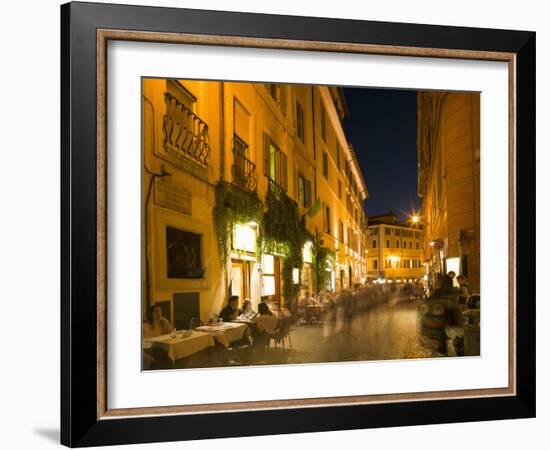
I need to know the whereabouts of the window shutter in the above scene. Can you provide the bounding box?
[305,179,311,208]
[294,168,299,201]
[263,135,270,177]
[280,86,287,116]
[281,152,288,190]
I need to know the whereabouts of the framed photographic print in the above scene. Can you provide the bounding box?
[61,1,536,447]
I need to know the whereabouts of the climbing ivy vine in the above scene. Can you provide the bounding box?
[263,182,311,310]
[313,244,335,293]
[212,181,264,266]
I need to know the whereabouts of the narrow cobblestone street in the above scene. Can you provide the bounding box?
[255,301,434,366]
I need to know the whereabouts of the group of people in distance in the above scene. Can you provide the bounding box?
[432,271,473,298]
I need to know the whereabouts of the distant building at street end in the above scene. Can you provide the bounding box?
[417,91,480,292]
[366,212,425,283]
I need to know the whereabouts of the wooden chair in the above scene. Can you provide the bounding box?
[188,317,204,330]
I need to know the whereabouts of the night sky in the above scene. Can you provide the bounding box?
[342,88,420,221]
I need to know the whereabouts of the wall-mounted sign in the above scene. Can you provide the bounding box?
[154,177,191,215]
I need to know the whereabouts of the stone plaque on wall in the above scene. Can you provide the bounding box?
[154,177,191,216]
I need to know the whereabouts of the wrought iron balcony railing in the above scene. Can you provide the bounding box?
[163,92,211,167]
[232,147,257,191]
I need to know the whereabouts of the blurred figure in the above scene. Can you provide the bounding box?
[456,275,472,297]
[240,299,256,320]
[433,273,458,297]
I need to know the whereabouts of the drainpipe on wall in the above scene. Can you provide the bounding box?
[311,85,318,200]
[219,81,225,181]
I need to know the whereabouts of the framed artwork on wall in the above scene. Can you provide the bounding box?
[61,1,535,447]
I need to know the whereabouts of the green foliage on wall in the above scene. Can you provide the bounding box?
[263,182,311,309]
[313,244,335,293]
[212,181,264,266]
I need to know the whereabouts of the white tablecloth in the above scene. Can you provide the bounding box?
[195,322,248,348]
[144,331,215,362]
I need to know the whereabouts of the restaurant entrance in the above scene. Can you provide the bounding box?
[231,260,252,306]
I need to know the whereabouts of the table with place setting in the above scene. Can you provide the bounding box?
[195,322,248,348]
[143,330,215,363]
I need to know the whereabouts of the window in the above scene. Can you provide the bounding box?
[266,83,278,100]
[338,180,342,199]
[234,134,248,154]
[324,204,331,234]
[320,103,327,142]
[396,240,400,248]
[297,173,311,208]
[409,241,413,249]
[261,254,276,296]
[385,227,392,235]
[166,226,202,279]
[263,134,287,189]
[167,80,195,111]
[373,259,378,270]
[372,239,377,248]
[386,239,390,248]
[395,229,401,236]
[339,220,344,243]
[416,241,419,249]
[322,152,328,179]
[265,84,287,114]
[336,143,341,170]
[296,101,305,143]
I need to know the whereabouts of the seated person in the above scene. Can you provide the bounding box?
[457,274,472,297]
[143,304,173,338]
[252,302,279,347]
[219,295,240,322]
[240,299,256,320]
[277,307,291,319]
[432,274,458,297]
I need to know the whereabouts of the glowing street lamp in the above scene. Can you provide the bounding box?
[411,215,420,224]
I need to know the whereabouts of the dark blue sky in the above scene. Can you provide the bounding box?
[342,88,420,221]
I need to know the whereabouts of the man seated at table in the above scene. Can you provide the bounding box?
[219,295,240,322]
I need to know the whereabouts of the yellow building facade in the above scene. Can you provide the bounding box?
[366,213,425,282]
[417,91,480,292]
[142,79,368,327]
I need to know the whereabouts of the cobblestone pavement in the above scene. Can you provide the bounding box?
[265,301,435,365]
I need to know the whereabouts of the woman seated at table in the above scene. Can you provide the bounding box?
[143,304,174,338]
[252,302,279,348]
[239,299,256,320]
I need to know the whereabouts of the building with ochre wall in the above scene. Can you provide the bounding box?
[366,212,425,283]
[142,79,368,327]
[417,91,480,292]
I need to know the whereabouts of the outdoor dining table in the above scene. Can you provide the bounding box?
[304,304,323,321]
[143,330,215,363]
[195,322,248,348]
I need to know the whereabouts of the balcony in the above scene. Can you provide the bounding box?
[232,147,257,191]
[163,92,211,167]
